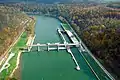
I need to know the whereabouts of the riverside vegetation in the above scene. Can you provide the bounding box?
[0,5,35,80]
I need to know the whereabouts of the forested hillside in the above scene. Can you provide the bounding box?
[0,6,29,56]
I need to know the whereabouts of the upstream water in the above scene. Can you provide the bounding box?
[21,16,97,80]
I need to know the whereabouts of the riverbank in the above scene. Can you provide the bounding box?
[0,16,36,79]
[0,32,27,80]
[10,34,36,80]
[10,19,36,80]
[0,27,25,68]
[0,17,30,70]
[10,51,22,77]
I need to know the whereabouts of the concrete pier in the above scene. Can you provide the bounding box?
[67,49,80,71]
[47,43,50,51]
[37,43,40,51]
[27,35,36,52]
[57,28,67,43]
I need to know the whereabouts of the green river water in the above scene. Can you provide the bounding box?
[21,16,97,80]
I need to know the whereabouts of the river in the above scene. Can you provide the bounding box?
[21,15,97,80]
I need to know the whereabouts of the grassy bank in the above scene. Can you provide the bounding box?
[0,17,36,80]
[0,32,27,80]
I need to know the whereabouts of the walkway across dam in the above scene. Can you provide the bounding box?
[27,42,84,51]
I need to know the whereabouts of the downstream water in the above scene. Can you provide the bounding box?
[21,16,97,80]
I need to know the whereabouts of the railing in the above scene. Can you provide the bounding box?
[29,43,80,47]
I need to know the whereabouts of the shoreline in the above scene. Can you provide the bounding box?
[0,15,36,79]
[9,16,36,79]
[10,51,22,77]
[9,17,36,79]
[0,29,25,79]
[10,34,36,79]
[0,18,30,67]
[0,29,25,67]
